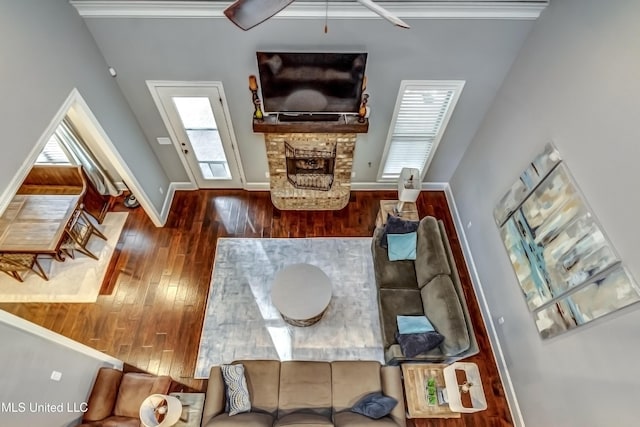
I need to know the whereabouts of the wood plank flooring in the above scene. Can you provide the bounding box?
[0,190,512,427]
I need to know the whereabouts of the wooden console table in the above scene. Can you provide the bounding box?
[401,363,461,419]
[375,200,419,228]
[169,392,205,427]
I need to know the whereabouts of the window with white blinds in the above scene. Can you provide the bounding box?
[35,134,73,164]
[378,80,465,181]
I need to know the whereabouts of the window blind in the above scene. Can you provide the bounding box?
[36,135,72,164]
[379,81,464,180]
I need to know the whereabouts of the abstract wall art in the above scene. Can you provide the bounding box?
[495,143,640,338]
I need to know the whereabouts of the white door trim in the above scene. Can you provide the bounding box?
[146,80,246,188]
[0,88,164,227]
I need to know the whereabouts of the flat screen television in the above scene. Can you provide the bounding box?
[256,52,368,114]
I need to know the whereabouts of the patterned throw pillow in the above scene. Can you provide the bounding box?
[220,364,251,416]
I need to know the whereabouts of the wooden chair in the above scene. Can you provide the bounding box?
[61,208,107,260]
[0,253,49,282]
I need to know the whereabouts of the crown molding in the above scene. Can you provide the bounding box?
[71,1,547,20]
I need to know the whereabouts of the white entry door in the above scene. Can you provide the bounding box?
[150,83,244,188]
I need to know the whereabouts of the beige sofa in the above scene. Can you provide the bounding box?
[201,360,406,427]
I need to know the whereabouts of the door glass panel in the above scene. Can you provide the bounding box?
[173,96,231,179]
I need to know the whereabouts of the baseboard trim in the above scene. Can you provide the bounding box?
[443,183,525,427]
[243,181,449,191]
[160,181,196,224]
[244,182,270,191]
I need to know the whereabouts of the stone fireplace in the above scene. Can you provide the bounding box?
[264,133,356,210]
[285,141,336,191]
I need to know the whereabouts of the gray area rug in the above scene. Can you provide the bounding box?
[195,237,384,378]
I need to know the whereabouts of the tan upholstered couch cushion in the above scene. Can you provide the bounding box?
[331,361,382,412]
[113,373,171,418]
[234,360,281,414]
[334,412,400,427]
[274,412,333,426]
[206,412,274,427]
[278,361,332,418]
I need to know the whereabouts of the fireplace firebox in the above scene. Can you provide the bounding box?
[285,141,336,191]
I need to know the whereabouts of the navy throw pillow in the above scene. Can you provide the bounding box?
[351,392,398,419]
[395,331,445,357]
[380,215,420,249]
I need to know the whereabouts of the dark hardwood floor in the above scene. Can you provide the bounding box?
[0,190,512,427]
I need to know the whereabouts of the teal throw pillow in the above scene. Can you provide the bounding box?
[387,232,417,261]
[221,364,251,416]
[397,315,435,334]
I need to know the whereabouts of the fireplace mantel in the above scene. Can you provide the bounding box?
[253,115,368,134]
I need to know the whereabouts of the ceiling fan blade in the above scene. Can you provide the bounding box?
[224,0,295,31]
[356,0,410,29]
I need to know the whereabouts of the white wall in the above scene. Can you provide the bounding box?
[450,0,640,426]
[0,311,122,427]
[0,0,169,215]
[79,14,534,184]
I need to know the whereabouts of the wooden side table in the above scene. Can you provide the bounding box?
[169,392,205,427]
[401,363,461,419]
[375,200,419,228]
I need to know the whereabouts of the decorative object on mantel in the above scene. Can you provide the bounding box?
[248,75,263,121]
[396,167,421,214]
[495,143,640,339]
[358,76,369,123]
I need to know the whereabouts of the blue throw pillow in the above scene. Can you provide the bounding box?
[387,232,417,261]
[397,315,435,334]
[395,332,445,357]
[351,392,398,419]
[380,215,420,249]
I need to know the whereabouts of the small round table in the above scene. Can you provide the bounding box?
[271,263,332,327]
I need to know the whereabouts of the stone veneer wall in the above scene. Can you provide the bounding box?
[265,133,356,210]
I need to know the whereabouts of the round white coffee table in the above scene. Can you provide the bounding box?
[271,263,332,327]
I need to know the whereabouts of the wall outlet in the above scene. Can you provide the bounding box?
[159,187,164,195]
[265,171,270,178]
[351,171,356,178]
[50,371,62,381]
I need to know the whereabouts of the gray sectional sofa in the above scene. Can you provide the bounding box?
[371,216,479,364]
